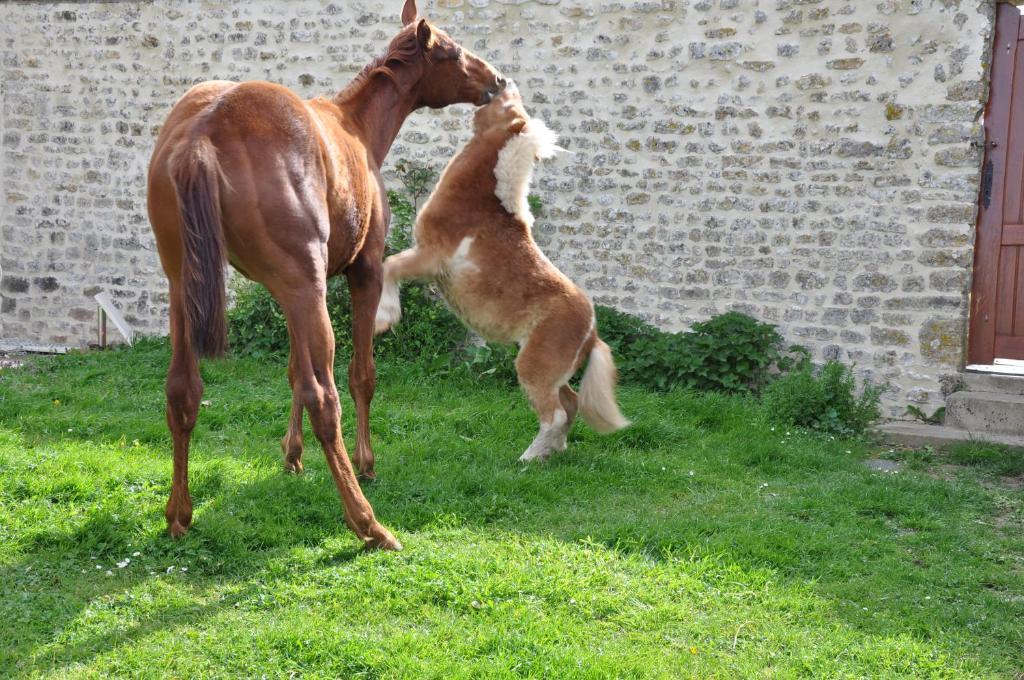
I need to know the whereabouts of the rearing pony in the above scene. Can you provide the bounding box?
[146,0,505,550]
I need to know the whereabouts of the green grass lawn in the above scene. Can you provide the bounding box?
[0,341,1022,678]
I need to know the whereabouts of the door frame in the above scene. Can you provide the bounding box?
[968,2,1022,365]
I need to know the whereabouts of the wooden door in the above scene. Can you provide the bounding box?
[970,2,1024,364]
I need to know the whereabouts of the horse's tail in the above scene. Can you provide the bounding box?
[579,337,630,434]
[170,135,228,358]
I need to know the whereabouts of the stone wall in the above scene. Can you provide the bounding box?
[0,0,996,413]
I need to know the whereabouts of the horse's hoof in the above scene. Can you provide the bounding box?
[167,521,190,539]
[284,460,304,474]
[358,469,377,482]
[364,525,403,552]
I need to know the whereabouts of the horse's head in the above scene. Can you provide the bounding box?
[399,0,507,108]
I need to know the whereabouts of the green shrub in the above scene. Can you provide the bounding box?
[392,158,438,213]
[457,342,519,385]
[227,277,290,361]
[761,361,884,436]
[596,307,805,393]
[228,276,467,364]
[684,312,791,393]
[386,189,415,254]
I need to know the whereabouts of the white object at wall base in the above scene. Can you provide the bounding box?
[94,292,135,345]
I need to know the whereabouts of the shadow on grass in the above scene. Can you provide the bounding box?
[0,459,370,674]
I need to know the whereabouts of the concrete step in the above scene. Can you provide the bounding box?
[945,391,1024,437]
[961,371,1024,396]
[878,422,1024,449]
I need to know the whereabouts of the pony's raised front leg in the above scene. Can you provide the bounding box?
[165,287,203,537]
[375,247,442,334]
[346,248,384,480]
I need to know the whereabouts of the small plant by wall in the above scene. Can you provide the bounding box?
[762,361,884,437]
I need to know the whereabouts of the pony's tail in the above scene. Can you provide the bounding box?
[170,136,228,358]
[579,337,630,434]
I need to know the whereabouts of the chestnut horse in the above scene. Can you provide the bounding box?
[147,0,505,550]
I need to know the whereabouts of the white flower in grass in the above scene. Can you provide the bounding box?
[116,559,130,568]
[132,551,141,557]
[166,565,175,574]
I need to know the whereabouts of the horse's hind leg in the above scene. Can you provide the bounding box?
[278,281,401,550]
[165,286,203,537]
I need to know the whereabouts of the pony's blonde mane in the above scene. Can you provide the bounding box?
[494,119,560,226]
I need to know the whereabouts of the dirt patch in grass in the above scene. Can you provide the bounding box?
[1000,474,1024,491]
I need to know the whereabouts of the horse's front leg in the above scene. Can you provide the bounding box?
[346,245,386,480]
[281,350,305,473]
[375,247,442,335]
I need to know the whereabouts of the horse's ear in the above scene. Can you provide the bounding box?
[401,0,418,26]
[416,19,436,50]
[509,118,527,135]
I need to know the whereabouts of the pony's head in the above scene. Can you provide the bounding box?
[474,83,562,159]
[482,83,562,222]
[473,82,529,135]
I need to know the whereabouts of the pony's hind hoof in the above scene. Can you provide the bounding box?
[283,459,304,474]
[518,450,550,463]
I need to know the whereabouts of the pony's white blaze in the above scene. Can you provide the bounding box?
[494,119,561,225]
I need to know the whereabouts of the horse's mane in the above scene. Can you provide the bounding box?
[335,25,429,104]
